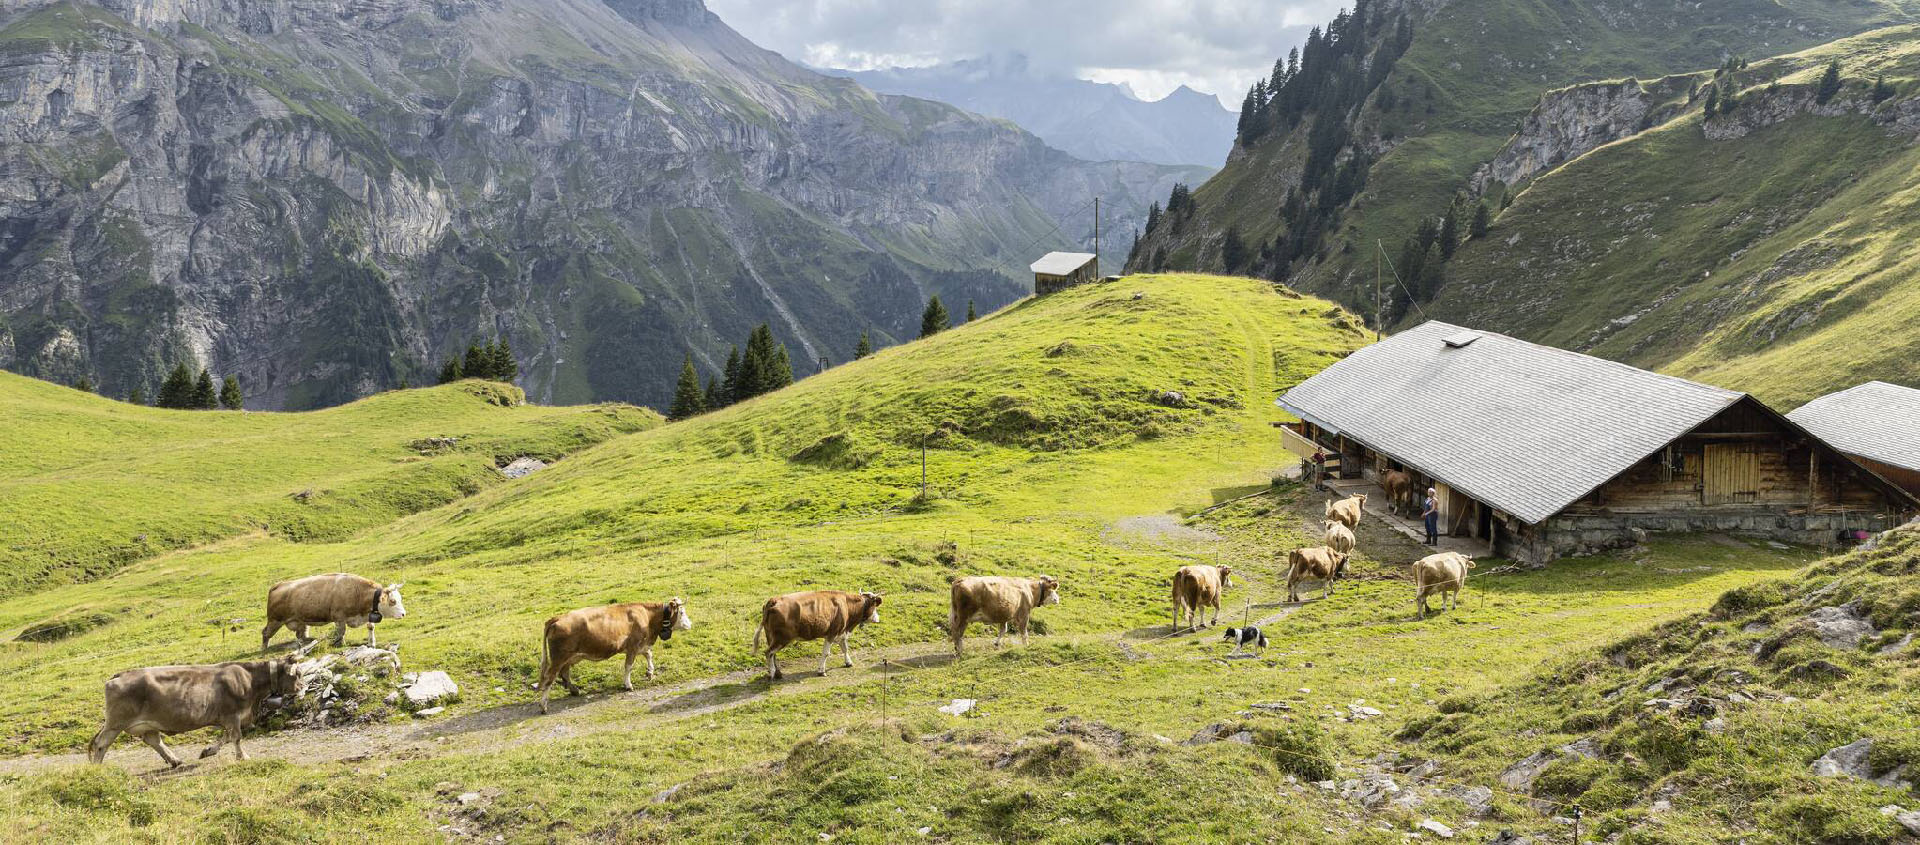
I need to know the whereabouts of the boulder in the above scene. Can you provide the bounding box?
[1805,602,1876,649]
[1813,738,1873,779]
[405,670,459,706]
[1417,819,1455,839]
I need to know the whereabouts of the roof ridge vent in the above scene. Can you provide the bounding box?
[1442,330,1482,348]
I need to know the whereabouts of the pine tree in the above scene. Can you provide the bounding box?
[74,375,94,393]
[157,363,194,409]
[1439,202,1461,261]
[919,296,950,339]
[702,376,723,412]
[1816,61,1842,104]
[1469,202,1491,240]
[438,357,463,384]
[966,300,977,322]
[1873,74,1896,104]
[192,369,218,410]
[489,338,517,383]
[771,344,793,390]
[219,375,243,410]
[854,331,872,359]
[739,325,781,400]
[1221,226,1248,272]
[127,384,146,406]
[668,354,705,421]
[462,344,489,381]
[720,345,743,406]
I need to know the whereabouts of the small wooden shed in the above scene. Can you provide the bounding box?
[1030,252,1098,295]
[1788,381,1920,497]
[1276,322,1919,564]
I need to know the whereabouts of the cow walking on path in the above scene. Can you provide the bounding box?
[1170,565,1231,631]
[1412,552,1476,619]
[1323,520,1355,555]
[1324,494,1366,528]
[1286,546,1350,603]
[535,598,692,714]
[949,576,1060,657]
[262,574,406,651]
[753,590,882,680]
[88,660,295,766]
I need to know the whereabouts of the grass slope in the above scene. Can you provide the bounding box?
[0,275,1855,843]
[0,375,657,597]
[1437,26,1920,406]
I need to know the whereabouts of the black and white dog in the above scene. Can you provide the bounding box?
[1221,626,1268,656]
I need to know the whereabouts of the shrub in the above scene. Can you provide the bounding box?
[14,609,115,643]
[1712,580,1788,617]
[1252,721,1335,781]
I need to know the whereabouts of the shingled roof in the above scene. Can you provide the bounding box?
[1277,321,1745,524]
[1787,381,1920,473]
[1029,252,1096,276]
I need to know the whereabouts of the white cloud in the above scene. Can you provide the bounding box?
[705,0,1340,106]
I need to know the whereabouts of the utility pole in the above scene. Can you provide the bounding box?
[920,432,929,498]
[1374,239,1384,342]
[1092,196,1101,276]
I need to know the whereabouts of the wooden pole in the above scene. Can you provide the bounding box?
[1092,196,1101,276]
[920,433,928,497]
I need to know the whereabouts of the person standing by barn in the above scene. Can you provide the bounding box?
[1422,487,1440,545]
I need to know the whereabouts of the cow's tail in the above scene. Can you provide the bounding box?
[536,618,556,680]
[751,616,765,652]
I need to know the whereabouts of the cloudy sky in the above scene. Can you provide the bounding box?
[704,0,1341,107]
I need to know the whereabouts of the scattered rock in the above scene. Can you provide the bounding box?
[1224,731,1255,745]
[1250,701,1292,713]
[1741,622,1770,634]
[1703,717,1727,734]
[1417,819,1455,839]
[1485,832,1533,845]
[1182,723,1227,746]
[499,457,548,479]
[1879,806,1920,836]
[456,792,482,806]
[1339,773,1401,808]
[405,671,460,707]
[1447,785,1493,817]
[1500,750,1558,792]
[414,706,445,717]
[1790,659,1850,680]
[1880,633,1913,655]
[1813,738,1874,779]
[1806,601,1876,649]
[1766,541,1791,550]
[1348,704,1384,720]
[652,785,682,804]
[937,699,976,716]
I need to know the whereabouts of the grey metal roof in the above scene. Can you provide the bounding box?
[1029,252,1096,276]
[1786,381,1920,473]
[1277,321,1744,524]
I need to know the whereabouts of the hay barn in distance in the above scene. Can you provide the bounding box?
[1029,252,1098,295]
[1276,322,1919,564]
[1787,380,1920,498]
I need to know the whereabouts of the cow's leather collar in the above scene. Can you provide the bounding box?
[368,590,384,624]
[656,606,675,641]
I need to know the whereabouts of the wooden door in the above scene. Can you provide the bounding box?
[1702,443,1760,505]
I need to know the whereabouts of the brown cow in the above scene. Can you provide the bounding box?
[1286,546,1350,602]
[262,573,406,651]
[1170,565,1232,631]
[949,576,1060,657]
[88,659,295,766]
[534,598,692,714]
[1412,552,1476,619]
[752,590,882,680]
[1323,520,1356,555]
[1324,494,1367,528]
[1382,471,1413,515]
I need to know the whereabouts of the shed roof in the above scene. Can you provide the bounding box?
[1277,321,1745,524]
[1029,252,1097,276]
[1786,381,1920,473]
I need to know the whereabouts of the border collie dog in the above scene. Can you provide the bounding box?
[1221,626,1268,655]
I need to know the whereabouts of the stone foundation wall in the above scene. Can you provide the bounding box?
[1501,511,1896,564]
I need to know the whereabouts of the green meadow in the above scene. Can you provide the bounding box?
[0,274,1901,843]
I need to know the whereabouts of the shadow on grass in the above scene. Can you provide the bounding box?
[1474,537,1813,597]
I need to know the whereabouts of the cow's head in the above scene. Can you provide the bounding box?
[1217,566,1233,589]
[261,659,298,710]
[858,591,883,625]
[1333,552,1350,577]
[378,583,407,620]
[658,597,693,640]
[1037,575,1061,606]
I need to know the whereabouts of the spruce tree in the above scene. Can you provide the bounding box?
[1438,202,1461,261]
[157,363,194,409]
[771,344,793,391]
[219,375,243,410]
[720,345,743,405]
[702,376,723,411]
[1816,61,1842,104]
[739,325,780,400]
[855,331,872,359]
[1221,226,1248,272]
[966,300,977,322]
[438,357,463,384]
[463,344,489,381]
[74,375,94,393]
[1873,74,1895,103]
[919,296,950,339]
[489,338,517,383]
[192,369,218,410]
[1469,202,1491,240]
[127,384,146,406]
[668,354,705,421]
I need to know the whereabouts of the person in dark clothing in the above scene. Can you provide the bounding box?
[1422,487,1439,545]
[1311,449,1328,492]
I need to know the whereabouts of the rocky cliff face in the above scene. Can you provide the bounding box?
[1470,76,1694,194]
[0,0,1197,408]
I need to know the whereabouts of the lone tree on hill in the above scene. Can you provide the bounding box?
[855,331,872,359]
[668,354,705,421]
[966,300,977,322]
[1469,202,1491,240]
[220,375,243,410]
[920,296,950,338]
[1816,61,1843,104]
[191,369,218,409]
[1873,74,1896,103]
[157,363,194,408]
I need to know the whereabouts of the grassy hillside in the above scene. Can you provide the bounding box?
[1438,27,1920,406]
[0,275,1862,843]
[0,374,658,597]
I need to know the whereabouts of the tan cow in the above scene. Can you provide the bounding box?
[1170,565,1232,631]
[753,590,882,680]
[262,573,406,651]
[534,598,693,714]
[1323,520,1356,555]
[1286,546,1350,602]
[88,659,296,766]
[1324,494,1367,528]
[1382,470,1413,515]
[1412,552,1476,619]
[949,576,1060,657]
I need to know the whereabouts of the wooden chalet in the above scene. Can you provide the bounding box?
[1787,381,1920,497]
[1030,252,1098,295]
[1276,322,1919,564]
